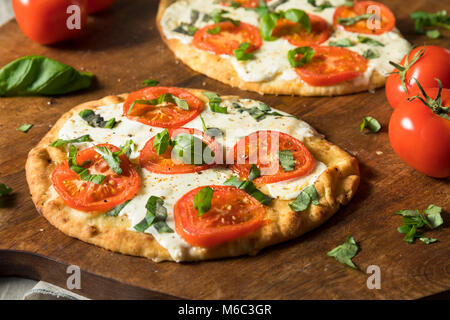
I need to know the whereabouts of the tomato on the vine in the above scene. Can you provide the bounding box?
[389,80,450,178]
[386,46,450,108]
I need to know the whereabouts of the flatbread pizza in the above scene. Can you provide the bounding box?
[157,0,411,96]
[26,86,359,262]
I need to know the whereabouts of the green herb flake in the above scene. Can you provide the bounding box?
[172,133,214,165]
[278,150,295,172]
[95,146,122,175]
[360,116,381,133]
[288,46,315,68]
[248,164,261,181]
[307,0,334,12]
[202,91,227,114]
[17,124,33,133]
[0,183,12,196]
[141,79,159,87]
[426,29,441,39]
[153,129,171,156]
[105,200,130,217]
[224,176,273,205]
[79,109,117,129]
[357,35,384,46]
[338,13,371,26]
[289,185,319,212]
[410,10,449,36]
[134,196,173,233]
[363,48,380,60]
[234,42,254,61]
[329,38,354,47]
[49,135,92,148]
[327,235,359,269]
[194,186,214,216]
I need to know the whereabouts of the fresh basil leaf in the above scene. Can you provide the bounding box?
[329,38,354,47]
[153,221,174,233]
[289,185,319,212]
[284,9,311,33]
[0,55,93,97]
[153,129,171,155]
[234,42,254,61]
[327,235,359,269]
[337,13,371,26]
[424,204,443,229]
[194,186,214,216]
[363,48,380,60]
[172,133,215,165]
[202,91,227,113]
[410,10,450,35]
[233,102,295,122]
[248,164,261,181]
[130,94,189,113]
[304,185,319,205]
[76,169,106,185]
[105,200,130,217]
[200,115,222,138]
[141,79,159,87]
[207,25,221,34]
[426,29,441,39]
[104,118,116,129]
[0,183,12,196]
[115,139,135,157]
[279,150,295,172]
[128,99,152,115]
[260,12,280,41]
[79,109,116,128]
[255,0,270,17]
[360,116,381,133]
[224,176,273,205]
[134,196,173,233]
[49,135,92,148]
[419,237,438,244]
[95,146,122,175]
[288,46,315,67]
[17,124,33,133]
[357,35,384,46]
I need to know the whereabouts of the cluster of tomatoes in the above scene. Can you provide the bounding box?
[386,45,450,178]
[12,0,116,44]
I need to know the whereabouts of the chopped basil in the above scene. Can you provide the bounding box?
[410,10,449,36]
[357,35,384,46]
[128,99,151,115]
[70,160,106,185]
[153,129,171,155]
[211,9,240,26]
[394,204,443,244]
[224,176,273,205]
[307,0,333,12]
[79,109,117,129]
[248,164,261,181]
[129,94,189,114]
[363,48,380,60]
[234,42,254,61]
[172,133,215,165]
[329,38,354,47]
[288,46,315,68]
[284,9,311,33]
[207,26,221,35]
[0,183,12,196]
[260,9,310,41]
[327,235,359,269]
[49,135,92,148]
[141,79,159,87]
[202,91,227,113]
[200,115,222,138]
[0,55,93,97]
[278,150,295,172]
[116,139,135,158]
[289,185,319,212]
[105,200,130,217]
[17,124,33,133]
[337,13,371,26]
[233,102,295,122]
[134,196,173,233]
[194,186,214,216]
[360,116,381,133]
[95,146,122,175]
[174,23,198,36]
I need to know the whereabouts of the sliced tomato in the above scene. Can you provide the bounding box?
[295,46,368,86]
[220,0,267,8]
[229,131,314,184]
[193,21,262,55]
[333,0,395,35]
[123,87,203,128]
[174,185,265,247]
[272,15,330,47]
[51,144,141,212]
[139,128,220,174]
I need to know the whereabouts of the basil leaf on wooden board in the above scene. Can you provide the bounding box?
[363,48,380,60]
[134,196,173,233]
[357,35,384,46]
[153,129,172,156]
[105,200,130,217]
[288,46,315,67]
[289,185,319,212]
[426,29,441,39]
[234,42,254,61]
[49,135,92,148]
[410,10,449,36]
[360,116,381,133]
[248,164,261,181]
[329,38,354,47]
[172,133,214,165]
[279,150,295,172]
[0,55,93,97]
[79,109,117,129]
[17,124,33,133]
[224,176,273,205]
[327,235,359,269]
[0,183,12,196]
[95,146,122,175]
[424,204,443,228]
[194,186,214,216]
[141,79,159,87]
[202,91,227,113]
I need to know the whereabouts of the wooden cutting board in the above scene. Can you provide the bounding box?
[0,0,448,300]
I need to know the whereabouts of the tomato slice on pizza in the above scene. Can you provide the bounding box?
[123,87,203,128]
[174,185,265,247]
[272,14,330,47]
[229,131,314,184]
[333,0,395,35]
[193,21,262,55]
[139,128,220,174]
[52,144,141,212]
[295,46,368,86]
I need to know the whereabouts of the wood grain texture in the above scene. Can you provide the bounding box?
[0,0,449,300]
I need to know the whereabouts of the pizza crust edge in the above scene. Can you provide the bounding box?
[156,0,386,97]
[25,90,360,262]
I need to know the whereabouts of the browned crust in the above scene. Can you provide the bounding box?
[25,89,360,262]
[156,0,386,96]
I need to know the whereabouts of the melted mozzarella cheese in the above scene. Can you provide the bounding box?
[160,0,411,85]
[56,97,327,261]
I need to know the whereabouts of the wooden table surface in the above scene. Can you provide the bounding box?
[0,0,449,300]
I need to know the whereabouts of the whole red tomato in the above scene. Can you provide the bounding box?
[12,0,88,45]
[386,46,450,108]
[389,82,450,178]
[87,0,116,14]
